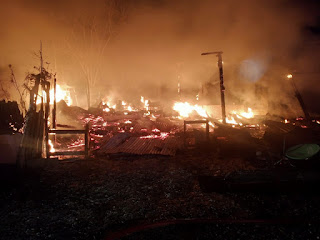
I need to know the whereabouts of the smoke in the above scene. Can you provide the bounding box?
[0,0,319,116]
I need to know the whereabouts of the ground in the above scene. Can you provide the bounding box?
[0,150,320,239]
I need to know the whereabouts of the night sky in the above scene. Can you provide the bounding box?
[1,0,320,114]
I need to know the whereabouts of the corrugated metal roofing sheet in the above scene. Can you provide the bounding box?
[98,135,183,156]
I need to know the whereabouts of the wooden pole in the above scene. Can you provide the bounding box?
[45,82,50,159]
[53,77,56,128]
[85,123,89,158]
[201,51,226,123]
[289,75,310,120]
[206,119,209,141]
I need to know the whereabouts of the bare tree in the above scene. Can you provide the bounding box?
[66,0,129,109]
[9,64,27,115]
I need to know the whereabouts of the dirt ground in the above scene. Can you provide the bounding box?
[0,150,320,240]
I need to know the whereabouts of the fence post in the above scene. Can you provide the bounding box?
[85,124,89,159]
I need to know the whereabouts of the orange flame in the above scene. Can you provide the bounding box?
[173,102,208,118]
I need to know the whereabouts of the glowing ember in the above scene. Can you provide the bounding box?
[173,102,208,118]
[141,96,150,111]
[68,139,85,149]
[284,119,289,124]
[140,132,169,140]
[152,128,161,133]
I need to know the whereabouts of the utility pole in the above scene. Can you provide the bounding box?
[287,74,310,120]
[201,51,226,123]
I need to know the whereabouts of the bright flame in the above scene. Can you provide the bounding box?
[287,74,293,79]
[141,96,150,111]
[36,84,72,106]
[51,84,72,106]
[226,116,237,124]
[48,139,55,153]
[173,102,208,118]
[239,108,254,119]
[140,132,169,140]
[103,106,110,112]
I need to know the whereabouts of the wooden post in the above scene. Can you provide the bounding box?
[85,123,89,158]
[206,119,209,141]
[201,51,226,123]
[53,77,56,128]
[45,82,50,159]
[183,120,187,148]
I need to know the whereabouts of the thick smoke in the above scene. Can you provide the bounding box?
[0,0,319,116]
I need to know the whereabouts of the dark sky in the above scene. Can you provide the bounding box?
[1,0,320,114]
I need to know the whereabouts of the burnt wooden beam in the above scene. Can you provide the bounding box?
[48,151,86,156]
[49,129,87,134]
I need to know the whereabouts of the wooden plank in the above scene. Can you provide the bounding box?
[85,124,89,158]
[48,129,86,134]
[184,120,208,124]
[49,151,85,156]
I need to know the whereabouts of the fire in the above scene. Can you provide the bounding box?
[103,107,110,112]
[173,102,208,118]
[48,139,55,153]
[239,107,254,119]
[140,132,169,140]
[36,84,72,106]
[52,84,72,106]
[231,107,254,119]
[141,96,149,111]
[226,116,237,125]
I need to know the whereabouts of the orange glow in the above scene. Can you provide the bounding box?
[140,132,169,140]
[52,84,72,106]
[141,96,149,111]
[173,102,208,118]
[239,107,254,119]
[48,139,55,153]
[287,74,293,79]
[36,84,72,106]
